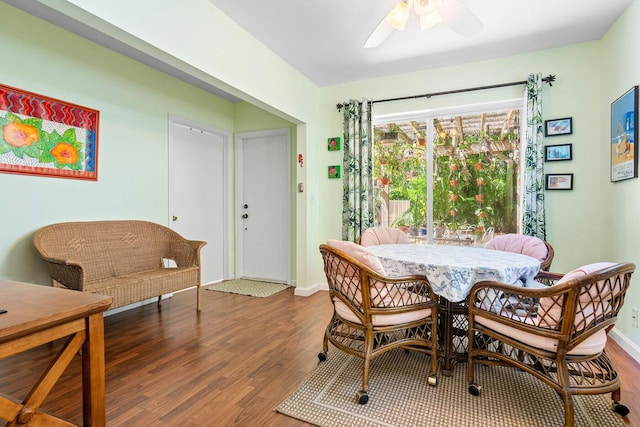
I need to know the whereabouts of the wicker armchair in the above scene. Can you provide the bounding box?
[485,233,555,271]
[358,227,411,246]
[467,262,635,426]
[318,240,438,404]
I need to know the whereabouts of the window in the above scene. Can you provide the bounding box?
[373,100,523,245]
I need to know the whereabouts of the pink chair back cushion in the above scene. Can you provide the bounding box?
[539,262,618,329]
[485,234,548,261]
[326,240,386,275]
[359,227,411,246]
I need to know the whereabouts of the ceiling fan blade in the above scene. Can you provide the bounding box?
[438,0,483,37]
[364,16,395,48]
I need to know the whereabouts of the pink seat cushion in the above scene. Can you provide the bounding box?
[359,227,411,246]
[475,315,607,355]
[485,234,548,261]
[326,240,386,275]
[334,297,432,326]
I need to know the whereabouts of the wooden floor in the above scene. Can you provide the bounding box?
[0,286,638,426]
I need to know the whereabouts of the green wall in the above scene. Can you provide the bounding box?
[600,0,640,353]
[2,0,640,357]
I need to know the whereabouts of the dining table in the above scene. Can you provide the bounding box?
[367,243,541,371]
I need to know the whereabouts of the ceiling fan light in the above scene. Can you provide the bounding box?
[386,0,411,30]
[419,10,442,30]
[414,0,437,16]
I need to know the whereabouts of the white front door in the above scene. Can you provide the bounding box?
[168,116,232,285]
[235,129,291,284]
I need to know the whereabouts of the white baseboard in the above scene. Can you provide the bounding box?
[609,327,640,363]
[294,282,328,296]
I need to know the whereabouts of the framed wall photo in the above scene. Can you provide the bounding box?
[544,144,573,161]
[610,86,638,182]
[328,165,341,179]
[0,83,99,180]
[545,173,573,190]
[327,137,341,151]
[544,117,573,136]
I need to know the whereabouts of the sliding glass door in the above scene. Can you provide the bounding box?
[373,100,523,245]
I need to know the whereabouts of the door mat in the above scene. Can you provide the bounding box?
[205,279,290,298]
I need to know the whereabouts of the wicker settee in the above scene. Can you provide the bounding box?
[33,220,206,311]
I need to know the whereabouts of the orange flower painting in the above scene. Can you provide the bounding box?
[0,83,99,180]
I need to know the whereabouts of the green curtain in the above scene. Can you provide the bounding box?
[342,99,375,241]
[522,73,546,239]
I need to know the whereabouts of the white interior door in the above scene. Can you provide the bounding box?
[235,129,291,284]
[169,116,232,285]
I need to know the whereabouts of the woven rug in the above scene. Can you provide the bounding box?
[276,348,626,427]
[205,279,289,298]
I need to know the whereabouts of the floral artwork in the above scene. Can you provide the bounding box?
[327,137,341,151]
[0,83,99,180]
[328,165,341,179]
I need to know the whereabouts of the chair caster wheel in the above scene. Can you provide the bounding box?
[468,384,481,396]
[427,376,437,386]
[613,402,629,416]
[318,352,327,362]
[356,390,369,405]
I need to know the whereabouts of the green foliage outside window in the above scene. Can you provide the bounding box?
[374,115,520,238]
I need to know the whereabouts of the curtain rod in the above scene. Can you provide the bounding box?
[336,74,556,112]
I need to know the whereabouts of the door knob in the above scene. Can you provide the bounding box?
[242,214,248,219]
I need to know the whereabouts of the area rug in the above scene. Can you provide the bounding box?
[205,279,289,298]
[276,348,625,427]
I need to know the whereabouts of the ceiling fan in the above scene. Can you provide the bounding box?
[364,0,483,48]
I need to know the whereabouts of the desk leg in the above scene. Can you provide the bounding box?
[82,313,106,427]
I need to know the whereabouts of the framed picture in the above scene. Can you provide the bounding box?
[610,86,638,182]
[544,144,573,161]
[327,137,341,151]
[545,173,573,190]
[0,83,99,180]
[544,117,572,136]
[328,165,341,179]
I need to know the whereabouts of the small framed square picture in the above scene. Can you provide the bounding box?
[545,173,573,190]
[544,144,573,161]
[544,117,573,136]
[327,137,341,151]
[328,165,341,179]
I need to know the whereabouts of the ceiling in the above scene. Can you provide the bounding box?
[208,0,633,87]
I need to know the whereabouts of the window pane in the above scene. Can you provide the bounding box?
[432,110,521,245]
[373,106,521,246]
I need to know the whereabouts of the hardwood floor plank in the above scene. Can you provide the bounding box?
[0,286,637,426]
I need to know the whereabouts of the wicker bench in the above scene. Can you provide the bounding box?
[33,220,206,311]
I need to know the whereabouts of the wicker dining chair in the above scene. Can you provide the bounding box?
[358,227,411,246]
[485,233,555,271]
[318,240,438,404]
[467,262,635,427]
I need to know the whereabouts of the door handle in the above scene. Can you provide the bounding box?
[242,214,248,219]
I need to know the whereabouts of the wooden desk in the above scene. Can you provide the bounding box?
[0,280,112,426]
